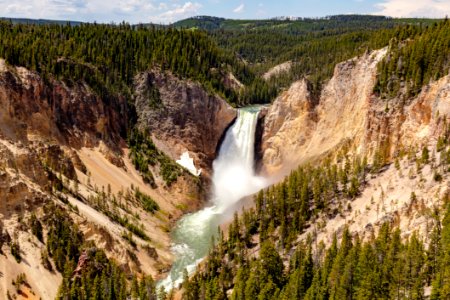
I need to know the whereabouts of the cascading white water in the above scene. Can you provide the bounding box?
[158,107,268,292]
[212,106,267,211]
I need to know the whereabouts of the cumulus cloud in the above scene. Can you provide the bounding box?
[0,0,201,23]
[374,0,450,18]
[2,0,87,19]
[233,3,245,14]
[153,2,202,23]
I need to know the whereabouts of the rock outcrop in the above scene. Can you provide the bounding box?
[0,60,238,298]
[260,48,450,176]
[0,59,128,150]
[134,70,237,175]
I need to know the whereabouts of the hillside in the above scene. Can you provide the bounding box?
[0,21,274,106]
[175,15,441,98]
[0,56,217,298]
[173,15,436,32]
[181,20,450,300]
[0,17,82,26]
[0,15,449,300]
[0,22,244,298]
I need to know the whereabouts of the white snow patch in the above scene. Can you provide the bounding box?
[176,151,201,176]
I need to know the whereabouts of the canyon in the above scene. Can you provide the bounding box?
[0,46,449,299]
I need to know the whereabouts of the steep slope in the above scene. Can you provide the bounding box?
[180,40,450,299]
[134,70,237,177]
[0,58,235,299]
[183,139,450,299]
[260,48,450,176]
[0,59,127,150]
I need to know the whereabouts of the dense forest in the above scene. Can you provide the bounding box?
[0,21,272,106]
[176,15,440,94]
[173,15,432,35]
[181,125,450,299]
[0,16,445,106]
[375,18,450,99]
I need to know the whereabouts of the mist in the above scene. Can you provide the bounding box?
[158,107,269,291]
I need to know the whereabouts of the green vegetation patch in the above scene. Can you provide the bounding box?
[128,128,184,187]
[135,189,160,214]
[375,19,450,100]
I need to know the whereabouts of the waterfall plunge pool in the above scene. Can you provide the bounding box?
[157,106,269,292]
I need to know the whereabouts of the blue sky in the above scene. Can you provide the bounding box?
[1,0,449,24]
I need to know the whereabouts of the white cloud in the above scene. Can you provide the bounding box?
[0,0,202,23]
[374,0,450,18]
[153,2,202,23]
[233,3,245,14]
[2,0,87,19]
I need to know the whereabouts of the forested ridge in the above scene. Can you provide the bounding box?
[375,19,450,99]
[174,15,433,34]
[175,15,442,94]
[0,17,446,106]
[0,21,272,106]
[42,204,159,299]
[182,126,450,299]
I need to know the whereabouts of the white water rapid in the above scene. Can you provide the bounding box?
[158,106,268,292]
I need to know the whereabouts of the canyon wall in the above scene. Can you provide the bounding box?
[260,48,450,176]
[0,60,236,299]
[134,70,236,175]
[0,59,128,150]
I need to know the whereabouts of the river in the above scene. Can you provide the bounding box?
[158,106,268,291]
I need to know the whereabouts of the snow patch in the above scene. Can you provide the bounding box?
[176,151,201,176]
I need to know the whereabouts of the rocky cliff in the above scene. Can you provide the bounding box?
[0,60,237,299]
[0,59,128,150]
[260,48,450,176]
[134,70,236,176]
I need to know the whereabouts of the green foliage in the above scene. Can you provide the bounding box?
[259,241,284,286]
[128,128,184,187]
[0,21,270,105]
[30,213,43,243]
[56,247,129,300]
[44,206,83,272]
[122,231,137,248]
[107,211,150,241]
[135,189,160,214]
[10,240,21,263]
[146,84,162,109]
[184,218,450,300]
[180,16,435,97]
[177,16,441,99]
[12,273,27,289]
[430,197,450,299]
[182,147,449,300]
[40,204,157,299]
[375,19,450,99]
[175,15,435,34]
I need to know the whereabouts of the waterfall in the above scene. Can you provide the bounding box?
[158,107,267,291]
[212,106,266,211]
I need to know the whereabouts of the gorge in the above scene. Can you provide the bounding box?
[159,106,268,291]
[0,15,449,300]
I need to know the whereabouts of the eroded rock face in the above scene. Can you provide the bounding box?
[134,70,237,175]
[0,59,128,150]
[260,79,317,174]
[261,48,450,176]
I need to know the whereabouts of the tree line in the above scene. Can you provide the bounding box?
[375,19,450,100]
[0,21,273,106]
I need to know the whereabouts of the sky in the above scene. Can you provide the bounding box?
[1,0,449,24]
